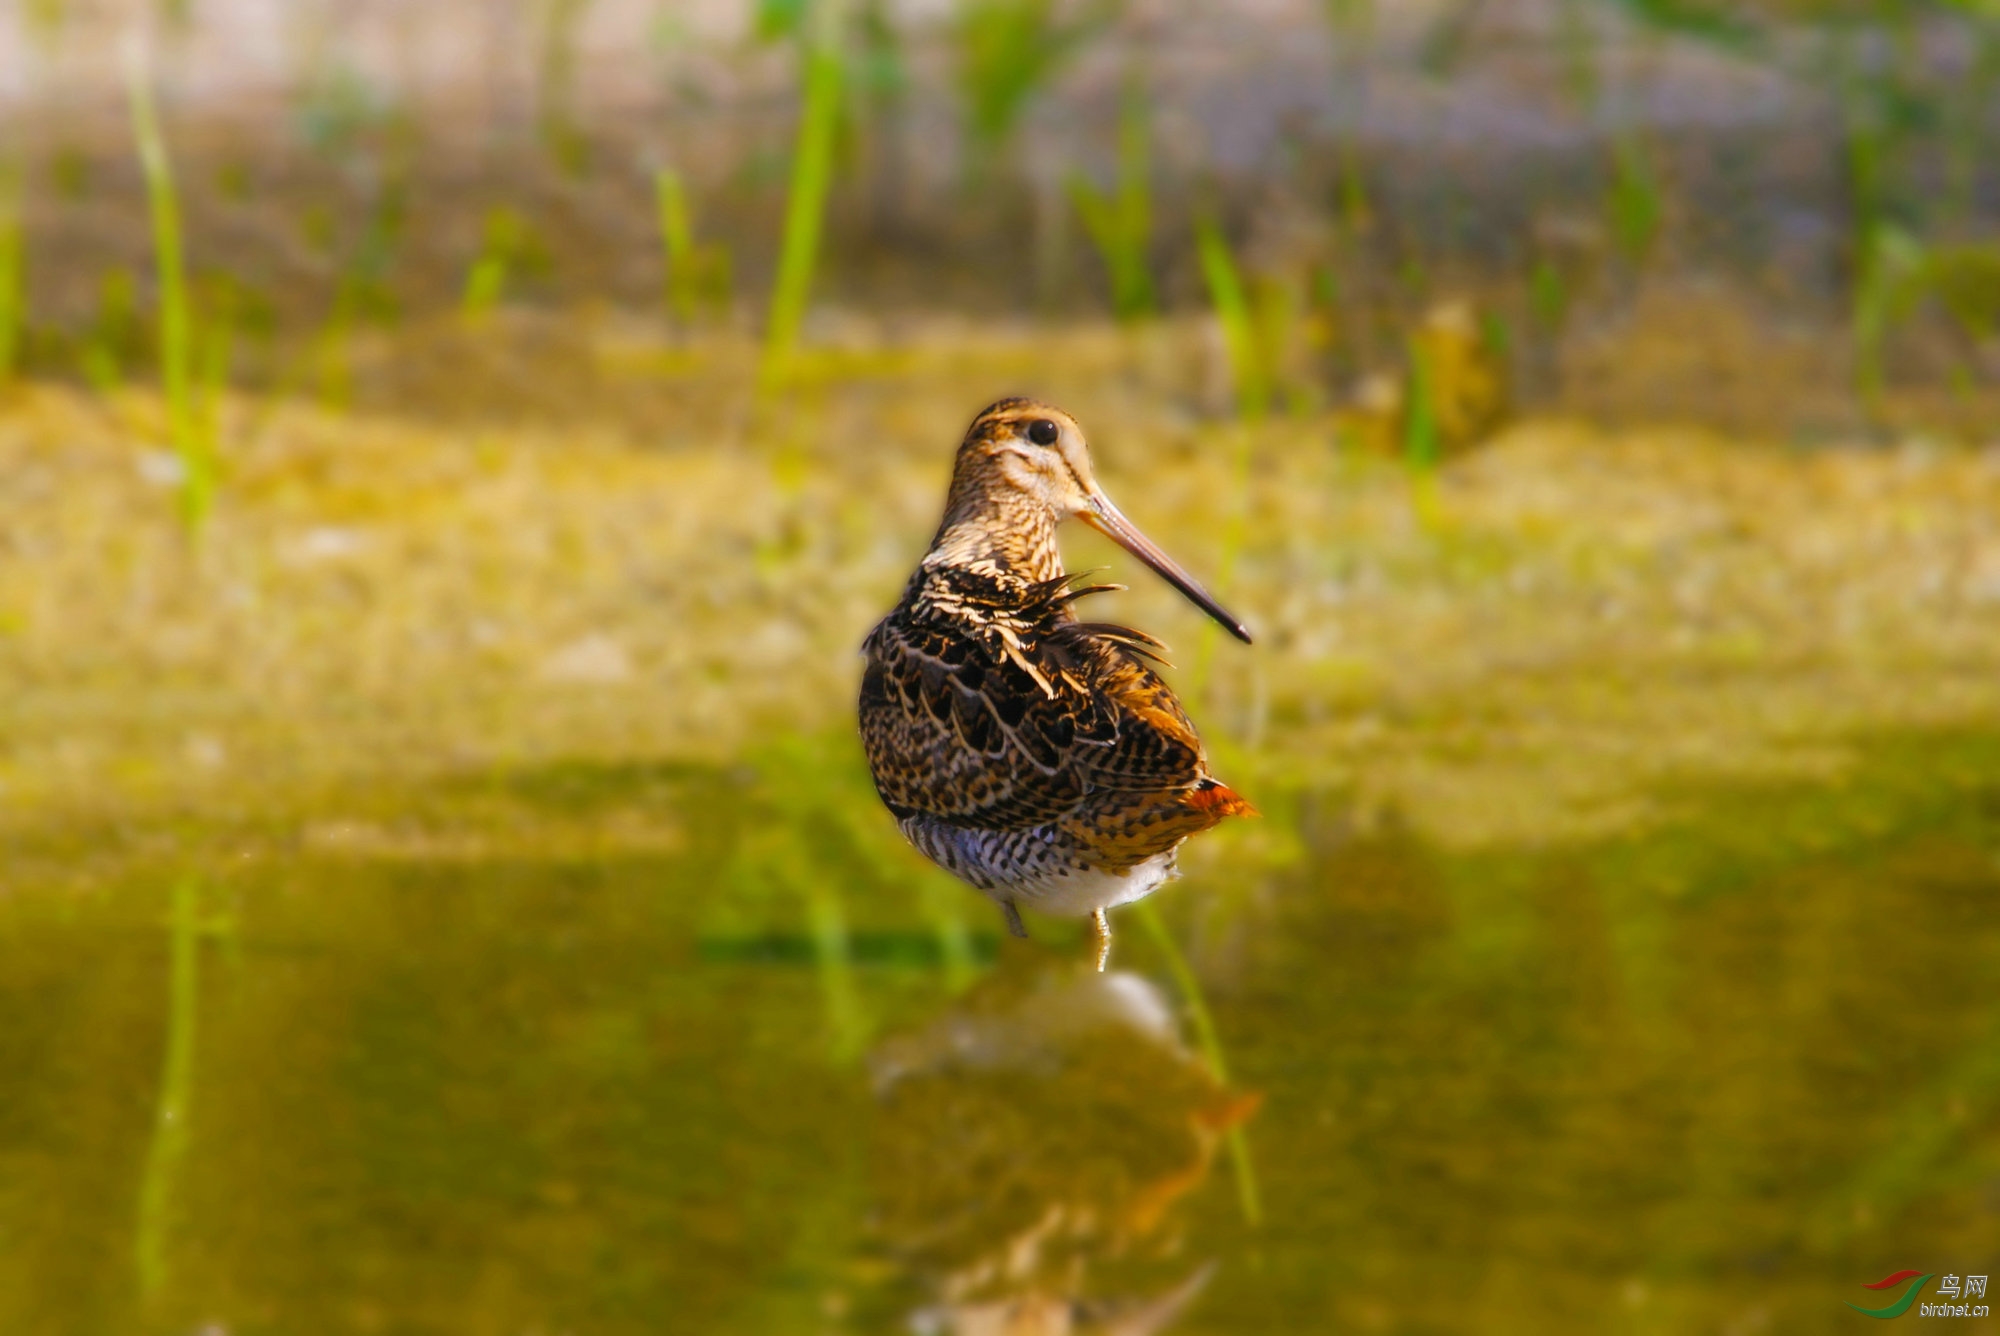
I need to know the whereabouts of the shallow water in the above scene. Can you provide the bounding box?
[3,729,1998,1334]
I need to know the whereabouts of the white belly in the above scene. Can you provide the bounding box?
[1010,851,1180,917]
[897,816,1185,918]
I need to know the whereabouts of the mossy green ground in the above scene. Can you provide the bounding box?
[5,315,2000,843]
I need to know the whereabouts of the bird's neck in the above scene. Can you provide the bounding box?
[922,487,1064,585]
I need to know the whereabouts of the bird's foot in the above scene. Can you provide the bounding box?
[1001,900,1029,939]
[1088,908,1111,972]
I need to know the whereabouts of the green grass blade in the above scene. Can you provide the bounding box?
[1066,88,1155,322]
[134,876,201,1299]
[125,41,207,530]
[1067,173,1117,254]
[1187,421,1253,706]
[461,254,508,318]
[759,0,847,399]
[537,0,594,172]
[955,0,1109,156]
[1403,332,1438,472]
[461,206,533,320]
[1607,132,1662,266]
[804,878,867,1063]
[654,167,695,322]
[916,877,978,991]
[1852,225,1928,411]
[1608,0,1759,52]
[1555,0,1598,107]
[1194,217,1268,421]
[1189,220,1263,699]
[957,0,1055,147]
[1184,220,1259,696]
[0,161,21,386]
[1530,258,1567,328]
[1111,82,1154,318]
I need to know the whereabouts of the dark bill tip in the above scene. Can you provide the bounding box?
[1082,497,1253,645]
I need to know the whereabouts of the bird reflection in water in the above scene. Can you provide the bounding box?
[865,960,1260,1335]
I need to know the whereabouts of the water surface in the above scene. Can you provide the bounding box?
[4,730,1998,1333]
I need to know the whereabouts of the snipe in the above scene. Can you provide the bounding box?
[859,398,1254,970]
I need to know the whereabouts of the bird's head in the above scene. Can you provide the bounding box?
[944,398,1252,643]
[952,399,1102,518]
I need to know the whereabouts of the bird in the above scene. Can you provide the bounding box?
[858,397,1255,970]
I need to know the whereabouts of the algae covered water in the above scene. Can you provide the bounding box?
[4,728,1997,1334]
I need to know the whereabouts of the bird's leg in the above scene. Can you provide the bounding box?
[1088,908,1111,972]
[1000,900,1029,939]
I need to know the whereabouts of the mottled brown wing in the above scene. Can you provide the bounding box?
[858,614,1208,832]
[1058,778,1257,873]
[1051,621,1208,791]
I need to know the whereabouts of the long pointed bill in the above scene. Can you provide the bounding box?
[1080,494,1253,644]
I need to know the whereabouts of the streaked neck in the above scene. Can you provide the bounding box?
[924,488,1063,583]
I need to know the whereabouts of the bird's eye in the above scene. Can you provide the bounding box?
[1026,419,1060,446]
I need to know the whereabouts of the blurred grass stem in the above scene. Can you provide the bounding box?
[0,161,21,386]
[955,0,1109,174]
[1134,901,1262,1226]
[1607,132,1662,267]
[759,0,847,400]
[805,878,867,1063]
[1323,0,1376,233]
[1068,79,1155,322]
[536,0,594,171]
[197,289,233,458]
[461,254,507,319]
[1403,333,1444,528]
[125,39,209,530]
[1195,217,1270,421]
[1190,217,1262,700]
[916,879,977,991]
[655,167,696,323]
[134,876,200,1299]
